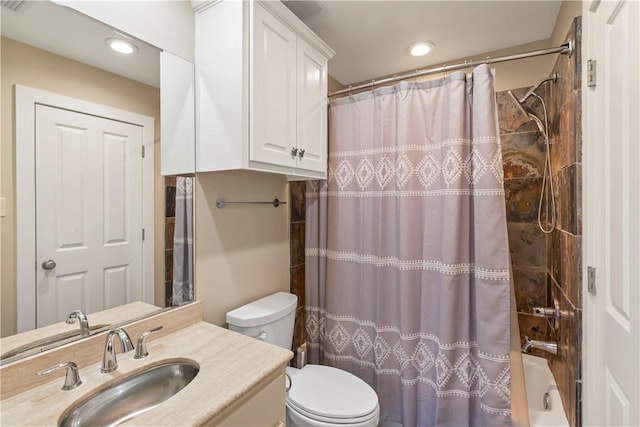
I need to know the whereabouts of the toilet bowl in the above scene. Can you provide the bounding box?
[285,365,379,427]
[226,292,380,427]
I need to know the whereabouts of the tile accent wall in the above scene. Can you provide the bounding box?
[497,87,551,357]
[289,181,306,353]
[547,17,582,427]
[498,17,582,427]
[165,176,177,307]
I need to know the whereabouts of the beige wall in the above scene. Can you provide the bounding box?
[0,37,164,337]
[328,75,344,94]
[551,0,582,48]
[473,40,557,92]
[194,171,290,326]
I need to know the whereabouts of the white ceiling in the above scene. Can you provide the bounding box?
[1,1,160,88]
[284,0,563,86]
[1,1,562,90]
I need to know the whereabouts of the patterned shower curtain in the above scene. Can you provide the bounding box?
[305,64,512,426]
[172,176,194,305]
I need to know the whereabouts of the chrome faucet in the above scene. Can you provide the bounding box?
[101,329,134,373]
[66,310,90,337]
[522,336,558,355]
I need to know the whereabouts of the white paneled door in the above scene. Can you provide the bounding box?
[35,105,143,328]
[584,0,639,425]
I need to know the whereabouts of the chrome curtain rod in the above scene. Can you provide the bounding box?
[216,198,286,209]
[328,41,573,98]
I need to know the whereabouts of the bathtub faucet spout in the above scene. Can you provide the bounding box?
[522,336,558,355]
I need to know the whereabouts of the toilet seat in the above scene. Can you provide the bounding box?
[286,365,379,424]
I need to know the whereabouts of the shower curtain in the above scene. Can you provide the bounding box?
[305,65,512,426]
[172,176,194,305]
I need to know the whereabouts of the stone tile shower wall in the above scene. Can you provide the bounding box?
[289,181,306,353]
[498,17,582,427]
[547,17,582,427]
[497,87,551,357]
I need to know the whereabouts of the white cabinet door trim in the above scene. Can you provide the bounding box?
[296,38,328,174]
[250,2,297,169]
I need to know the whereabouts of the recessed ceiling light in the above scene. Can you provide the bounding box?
[408,42,435,57]
[105,38,138,55]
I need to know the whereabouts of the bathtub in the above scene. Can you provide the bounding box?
[522,354,569,427]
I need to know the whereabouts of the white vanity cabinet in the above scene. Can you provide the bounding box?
[194,0,334,179]
[203,372,286,426]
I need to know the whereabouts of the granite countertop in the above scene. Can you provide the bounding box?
[0,322,292,426]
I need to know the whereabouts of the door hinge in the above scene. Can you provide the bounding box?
[141,146,145,158]
[587,59,596,88]
[142,228,145,241]
[588,266,596,295]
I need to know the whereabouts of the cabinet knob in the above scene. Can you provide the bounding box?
[290,147,298,157]
[298,149,306,159]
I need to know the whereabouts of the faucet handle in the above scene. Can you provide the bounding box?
[37,362,82,390]
[531,300,561,329]
[134,326,163,359]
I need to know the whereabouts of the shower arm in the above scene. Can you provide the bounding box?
[517,73,558,104]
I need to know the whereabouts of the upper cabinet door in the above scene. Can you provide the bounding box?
[250,3,297,168]
[296,38,328,174]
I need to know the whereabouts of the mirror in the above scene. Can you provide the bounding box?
[0,302,164,365]
[0,1,194,346]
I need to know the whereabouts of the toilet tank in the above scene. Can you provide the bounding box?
[226,292,298,350]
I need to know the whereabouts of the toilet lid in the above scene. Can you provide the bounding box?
[286,365,379,421]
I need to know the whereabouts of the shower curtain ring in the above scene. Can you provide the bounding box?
[486,56,492,64]
[348,85,353,98]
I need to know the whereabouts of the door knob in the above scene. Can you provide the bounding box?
[42,259,57,270]
[298,149,306,159]
[290,147,299,157]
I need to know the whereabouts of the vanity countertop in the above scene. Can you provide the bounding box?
[0,321,293,426]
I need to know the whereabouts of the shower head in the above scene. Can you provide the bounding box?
[517,73,558,104]
[506,73,557,136]
[508,90,530,117]
[507,90,547,136]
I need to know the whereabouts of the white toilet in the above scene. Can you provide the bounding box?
[226,292,380,427]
